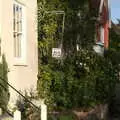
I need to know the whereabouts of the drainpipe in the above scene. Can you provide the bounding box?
[99,0,104,45]
[93,0,104,55]
[99,0,104,14]
[108,0,111,28]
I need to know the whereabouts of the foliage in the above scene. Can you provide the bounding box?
[0,55,9,112]
[37,0,119,111]
[109,27,120,52]
[105,22,120,70]
[37,0,97,60]
[37,49,118,110]
[16,90,40,120]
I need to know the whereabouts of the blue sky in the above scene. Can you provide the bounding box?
[111,0,120,23]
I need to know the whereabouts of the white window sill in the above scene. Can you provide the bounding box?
[13,58,27,66]
[13,64,28,67]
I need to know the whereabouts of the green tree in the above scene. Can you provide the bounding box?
[0,55,9,112]
[37,0,97,59]
[37,0,119,110]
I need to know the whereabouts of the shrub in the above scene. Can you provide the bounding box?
[37,49,118,110]
[0,55,9,112]
[16,90,40,120]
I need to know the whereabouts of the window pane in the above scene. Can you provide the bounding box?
[14,33,17,57]
[16,5,19,12]
[13,19,15,31]
[15,5,18,20]
[17,21,19,33]
[16,34,19,57]
[19,21,22,32]
[13,4,15,19]
[13,2,23,58]
[19,8,22,32]
[13,4,16,31]
[18,34,21,57]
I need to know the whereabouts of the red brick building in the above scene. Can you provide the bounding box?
[90,0,111,49]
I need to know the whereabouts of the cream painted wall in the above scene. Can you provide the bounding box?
[0,0,38,103]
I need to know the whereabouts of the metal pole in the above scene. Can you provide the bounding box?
[44,11,65,49]
[61,13,65,49]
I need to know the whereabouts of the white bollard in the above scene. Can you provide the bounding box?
[14,110,21,120]
[0,108,2,115]
[41,104,47,120]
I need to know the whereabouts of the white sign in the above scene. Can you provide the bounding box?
[0,108,2,115]
[52,48,61,58]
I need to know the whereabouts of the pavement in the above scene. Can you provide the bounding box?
[0,113,13,120]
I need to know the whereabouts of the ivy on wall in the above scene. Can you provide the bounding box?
[37,50,118,110]
[37,0,119,110]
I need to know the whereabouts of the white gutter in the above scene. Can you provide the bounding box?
[98,0,104,44]
[108,0,111,28]
[99,0,104,14]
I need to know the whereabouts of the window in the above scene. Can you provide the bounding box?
[13,2,22,57]
[13,1,26,64]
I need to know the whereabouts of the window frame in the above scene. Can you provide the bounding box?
[13,0,27,65]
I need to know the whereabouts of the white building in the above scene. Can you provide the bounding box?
[0,0,38,104]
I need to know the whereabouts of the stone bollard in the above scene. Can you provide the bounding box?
[41,103,47,120]
[14,110,21,120]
